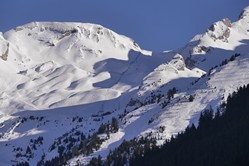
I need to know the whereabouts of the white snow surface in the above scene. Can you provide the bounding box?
[1,6,249,165]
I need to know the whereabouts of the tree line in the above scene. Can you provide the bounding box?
[130,84,249,166]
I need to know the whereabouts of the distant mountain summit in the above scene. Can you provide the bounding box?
[239,6,249,20]
[0,22,154,114]
[179,6,249,71]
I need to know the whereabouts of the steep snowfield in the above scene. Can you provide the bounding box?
[1,7,249,165]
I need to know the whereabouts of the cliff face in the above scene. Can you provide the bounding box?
[0,33,9,61]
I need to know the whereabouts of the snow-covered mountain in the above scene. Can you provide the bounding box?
[1,6,249,166]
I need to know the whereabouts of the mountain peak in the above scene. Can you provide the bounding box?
[4,22,142,59]
[239,6,249,20]
[206,18,231,42]
[170,54,185,71]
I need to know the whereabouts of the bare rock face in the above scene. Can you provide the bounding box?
[207,18,231,42]
[0,33,9,61]
[170,54,186,71]
[1,43,9,61]
[191,45,210,54]
[209,18,232,31]
[221,18,232,27]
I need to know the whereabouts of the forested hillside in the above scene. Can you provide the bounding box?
[130,85,249,166]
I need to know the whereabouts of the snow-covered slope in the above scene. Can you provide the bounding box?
[0,22,158,114]
[1,6,249,166]
[0,21,171,165]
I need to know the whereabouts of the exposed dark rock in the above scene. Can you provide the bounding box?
[208,18,231,42]
[1,43,9,61]
[170,54,186,71]
[222,18,232,27]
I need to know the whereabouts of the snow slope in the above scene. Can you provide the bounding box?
[1,6,249,166]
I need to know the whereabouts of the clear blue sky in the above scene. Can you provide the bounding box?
[0,0,248,51]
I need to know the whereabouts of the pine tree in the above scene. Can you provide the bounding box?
[97,155,102,165]
[111,117,119,133]
[26,146,32,154]
[189,95,194,102]
[98,123,107,134]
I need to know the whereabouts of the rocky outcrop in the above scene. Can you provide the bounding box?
[0,33,9,61]
[170,54,186,71]
[1,43,9,61]
[191,45,210,54]
[207,18,231,42]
